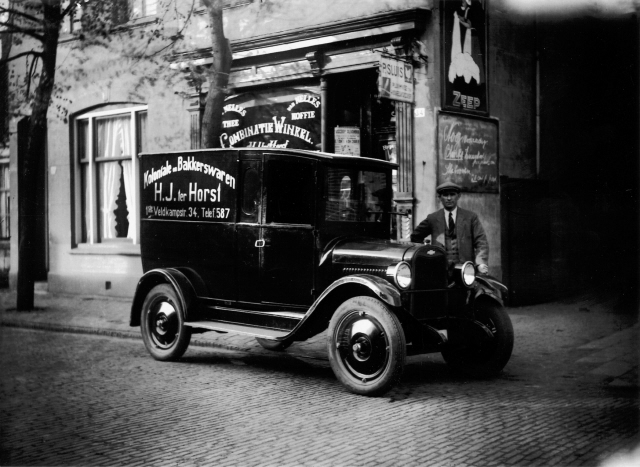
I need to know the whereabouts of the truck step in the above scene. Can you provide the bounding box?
[185,321,290,339]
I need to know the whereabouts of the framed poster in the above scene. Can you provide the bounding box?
[334,127,360,156]
[441,0,488,114]
[437,112,498,193]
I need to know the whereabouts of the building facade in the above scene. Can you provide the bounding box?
[7,0,638,305]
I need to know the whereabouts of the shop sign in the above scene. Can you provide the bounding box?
[442,0,488,114]
[220,88,321,150]
[334,127,360,156]
[437,112,498,193]
[378,54,413,103]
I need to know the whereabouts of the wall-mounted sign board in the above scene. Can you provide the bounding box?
[437,112,499,193]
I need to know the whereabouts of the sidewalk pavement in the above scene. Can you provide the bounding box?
[0,286,637,388]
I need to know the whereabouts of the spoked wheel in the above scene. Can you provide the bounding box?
[328,296,405,396]
[255,338,291,351]
[441,301,514,377]
[140,284,192,361]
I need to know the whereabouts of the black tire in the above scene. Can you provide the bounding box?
[255,337,291,351]
[327,296,406,396]
[441,301,514,377]
[140,284,192,361]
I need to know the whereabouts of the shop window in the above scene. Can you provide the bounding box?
[0,160,9,239]
[218,86,321,150]
[74,105,147,245]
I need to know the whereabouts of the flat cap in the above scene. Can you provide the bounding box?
[436,181,462,193]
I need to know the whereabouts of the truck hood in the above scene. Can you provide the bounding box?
[326,238,421,268]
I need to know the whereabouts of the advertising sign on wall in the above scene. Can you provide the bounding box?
[378,54,414,103]
[442,0,488,114]
[140,151,238,222]
[437,112,498,193]
[219,87,321,150]
[334,127,361,156]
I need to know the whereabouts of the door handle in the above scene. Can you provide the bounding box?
[255,239,265,248]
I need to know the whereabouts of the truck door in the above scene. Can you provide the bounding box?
[261,156,316,306]
[236,158,262,304]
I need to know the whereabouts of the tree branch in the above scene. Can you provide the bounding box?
[0,5,45,27]
[0,21,45,42]
[0,49,44,66]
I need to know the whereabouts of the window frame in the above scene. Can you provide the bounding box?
[73,105,148,247]
[0,159,10,240]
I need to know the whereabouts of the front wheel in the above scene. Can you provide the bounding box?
[441,301,514,378]
[140,284,192,361]
[327,296,406,396]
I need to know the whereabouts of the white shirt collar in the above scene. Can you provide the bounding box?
[445,207,458,224]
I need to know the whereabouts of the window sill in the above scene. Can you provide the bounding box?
[71,243,141,257]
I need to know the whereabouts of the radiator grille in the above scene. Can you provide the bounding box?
[410,246,448,318]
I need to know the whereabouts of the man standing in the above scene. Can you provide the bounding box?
[410,181,489,274]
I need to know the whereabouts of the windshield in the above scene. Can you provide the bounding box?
[325,167,390,222]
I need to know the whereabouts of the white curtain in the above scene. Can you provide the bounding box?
[122,160,135,240]
[98,116,131,240]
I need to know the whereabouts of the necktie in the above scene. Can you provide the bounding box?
[448,212,456,237]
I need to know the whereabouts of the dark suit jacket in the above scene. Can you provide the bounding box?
[410,207,489,265]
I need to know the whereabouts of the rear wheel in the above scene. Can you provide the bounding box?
[140,284,192,361]
[327,296,406,396]
[441,301,513,377]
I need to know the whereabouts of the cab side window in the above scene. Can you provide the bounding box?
[240,162,261,223]
[265,160,314,225]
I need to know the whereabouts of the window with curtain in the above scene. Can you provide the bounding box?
[75,106,147,244]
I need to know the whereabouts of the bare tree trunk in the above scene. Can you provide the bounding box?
[16,1,61,310]
[200,0,232,149]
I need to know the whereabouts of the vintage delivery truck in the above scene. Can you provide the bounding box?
[130,148,513,396]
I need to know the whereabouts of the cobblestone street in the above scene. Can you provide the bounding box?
[1,293,638,467]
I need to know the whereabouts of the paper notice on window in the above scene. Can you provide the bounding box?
[334,127,360,156]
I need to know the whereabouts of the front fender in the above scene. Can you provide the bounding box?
[278,274,402,343]
[129,268,198,327]
[320,274,403,308]
[474,275,507,306]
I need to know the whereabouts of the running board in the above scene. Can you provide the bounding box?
[185,321,290,339]
[199,305,304,331]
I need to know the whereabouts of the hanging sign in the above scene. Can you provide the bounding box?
[334,127,360,156]
[378,55,414,103]
[437,112,498,193]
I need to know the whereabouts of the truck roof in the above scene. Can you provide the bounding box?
[139,147,398,169]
